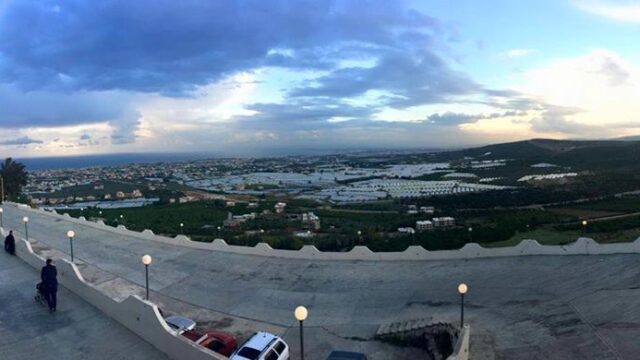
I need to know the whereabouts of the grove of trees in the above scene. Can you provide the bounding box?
[0,157,28,201]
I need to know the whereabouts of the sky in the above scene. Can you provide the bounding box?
[0,0,639,157]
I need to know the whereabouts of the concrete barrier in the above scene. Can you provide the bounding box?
[7,202,640,262]
[6,228,226,360]
[447,325,470,360]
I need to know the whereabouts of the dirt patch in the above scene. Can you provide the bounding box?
[376,322,458,360]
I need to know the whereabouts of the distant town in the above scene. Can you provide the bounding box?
[18,139,640,253]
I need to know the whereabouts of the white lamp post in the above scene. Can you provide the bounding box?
[357,230,362,245]
[294,306,309,360]
[67,230,75,262]
[458,283,468,328]
[581,219,588,234]
[142,255,152,300]
[180,222,184,234]
[0,207,3,228]
[22,216,29,240]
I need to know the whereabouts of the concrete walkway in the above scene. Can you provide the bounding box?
[5,205,640,359]
[0,251,168,360]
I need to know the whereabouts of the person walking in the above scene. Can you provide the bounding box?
[40,258,58,312]
[4,230,15,255]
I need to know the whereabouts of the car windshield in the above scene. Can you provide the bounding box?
[273,341,285,353]
[237,347,261,360]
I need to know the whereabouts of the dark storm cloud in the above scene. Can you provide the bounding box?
[0,0,519,149]
[232,100,376,131]
[0,0,444,94]
[290,50,479,107]
[0,84,130,128]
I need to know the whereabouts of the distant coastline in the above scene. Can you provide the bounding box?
[17,153,215,170]
[17,147,452,171]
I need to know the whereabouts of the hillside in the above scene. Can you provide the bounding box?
[442,139,640,169]
[617,135,640,141]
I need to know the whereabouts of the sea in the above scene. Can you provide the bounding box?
[17,153,216,171]
[16,146,451,171]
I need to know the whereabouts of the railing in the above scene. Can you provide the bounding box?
[4,226,227,360]
[8,202,640,261]
[447,325,470,360]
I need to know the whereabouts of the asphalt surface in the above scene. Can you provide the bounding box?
[5,205,640,359]
[0,249,168,360]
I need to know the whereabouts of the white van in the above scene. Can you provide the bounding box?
[230,332,289,360]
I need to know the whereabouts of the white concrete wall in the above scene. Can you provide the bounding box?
[10,202,640,261]
[447,325,470,360]
[6,227,226,360]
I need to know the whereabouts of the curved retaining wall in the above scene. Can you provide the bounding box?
[9,202,640,261]
[5,227,226,360]
[447,325,470,360]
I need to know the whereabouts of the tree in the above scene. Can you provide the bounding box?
[1,158,28,201]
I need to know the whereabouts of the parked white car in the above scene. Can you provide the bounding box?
[230,332,289,360]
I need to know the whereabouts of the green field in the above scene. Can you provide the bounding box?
[485,226,640,248]
[553,195,640,213]
[67,201,245,236]
[60,194,640,252]
[483,228,581,247]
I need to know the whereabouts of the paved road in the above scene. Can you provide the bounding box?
[0,250,168,360]
[5,205,640,359]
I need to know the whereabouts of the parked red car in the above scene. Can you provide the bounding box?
[182,329,238,357]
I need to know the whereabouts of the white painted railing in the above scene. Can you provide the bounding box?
[8,202,640,261]
[4,226,227,360]
[447,325,470,360]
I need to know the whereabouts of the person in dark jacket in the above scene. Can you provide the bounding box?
[41,258,58,312]
[4,230,15,255]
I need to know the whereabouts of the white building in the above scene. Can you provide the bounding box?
[416,220,434,231]
[398,227,416,234]
[301,212,321,230]
[294,230,315,238]
[420,206,434,214]
[223,212,257,227]
[433,217,455,228]
[274,202,287,213]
